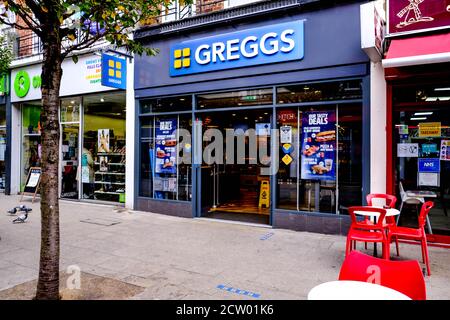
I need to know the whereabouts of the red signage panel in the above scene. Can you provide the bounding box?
[388,0,450,36]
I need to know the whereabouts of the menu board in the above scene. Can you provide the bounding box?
[23,167,41,196]
[300,111,336,181]
[155,119,177,174]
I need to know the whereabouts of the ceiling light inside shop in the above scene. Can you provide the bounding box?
[232,114,236,116]
[264,112,268,115]
[414,112,433,116]
[410,117,427,121]
[434,87,450,91]
[180,98,185,101]
[100,98,105,102]
[425,96,450,101]
[70,100,75,104]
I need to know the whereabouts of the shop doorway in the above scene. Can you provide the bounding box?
[198,109,272,225]
[392,82,450,242]
[60,98,81,199]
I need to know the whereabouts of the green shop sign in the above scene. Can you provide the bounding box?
[0,74,9,96]
[14,70,41,98]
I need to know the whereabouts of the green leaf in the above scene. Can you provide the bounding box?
[71,55,79,64]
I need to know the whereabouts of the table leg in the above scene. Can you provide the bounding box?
[426,216,433,234]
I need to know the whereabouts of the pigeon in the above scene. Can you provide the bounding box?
[19,205,32,213]
[13,212,28,223]
[7,207,19,215]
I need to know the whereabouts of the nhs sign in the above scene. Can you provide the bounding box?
[170,21,305,77]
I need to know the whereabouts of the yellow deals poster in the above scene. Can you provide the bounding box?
[419,122,441,138]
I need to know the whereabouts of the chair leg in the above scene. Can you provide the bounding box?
[383,240,390,260]
[353,241,356,250]
[364,242,367,250]
[420,241,426,263]
[395,236,400,256]
[345,238,351,257]
[422,237,431,276]
[397,202,404,224]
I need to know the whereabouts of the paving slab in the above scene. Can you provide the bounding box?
[0,194,449,300]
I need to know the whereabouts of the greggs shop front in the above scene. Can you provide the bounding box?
[133,1,370,234]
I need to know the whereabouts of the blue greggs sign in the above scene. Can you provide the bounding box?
[101,53,127,89]
[170,21,305,77]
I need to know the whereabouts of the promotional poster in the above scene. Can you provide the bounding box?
[300,111,336,181]
[154,119,177,174]
[97,129,110,153]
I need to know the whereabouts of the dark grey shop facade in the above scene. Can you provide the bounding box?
[133,0,371,235]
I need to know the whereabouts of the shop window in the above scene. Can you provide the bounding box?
[140,95,192,113]
[277,80,362,104]
[393,84,450,235]
[196,88,273,109]
[21,102,42,189]
[139,114,192,201]
[0,104,6,191]
[276,104,362,214]
[82,92,126,203]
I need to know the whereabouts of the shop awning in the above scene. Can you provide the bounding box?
[382,33,450,68]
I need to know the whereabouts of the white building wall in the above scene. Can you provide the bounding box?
[125,55,135,210]
[370,60,387,194]
[10,104,21,194]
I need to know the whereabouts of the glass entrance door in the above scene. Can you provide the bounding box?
[198,109,272,224]
[60,98,81,199]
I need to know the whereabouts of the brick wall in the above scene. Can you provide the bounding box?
[14,0,34,57]
[196,0,225,14]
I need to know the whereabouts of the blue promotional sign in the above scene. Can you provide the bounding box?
[418,158,440,173]
[170,20,304,77]
[300,111,336,181]
[154,118,178,174]
[101,54,127,89]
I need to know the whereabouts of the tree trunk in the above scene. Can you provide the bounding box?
[35,33,63,300]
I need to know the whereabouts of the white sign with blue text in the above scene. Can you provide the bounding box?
[170,21,305,76]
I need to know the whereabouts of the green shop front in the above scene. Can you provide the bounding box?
[10,53,128,203]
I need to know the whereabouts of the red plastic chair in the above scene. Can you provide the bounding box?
[339,251,426,300]
[346,207,389,259]
[388,201,434,276]
[366,194,399,255]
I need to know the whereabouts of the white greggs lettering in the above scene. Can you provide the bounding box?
[195,29,296,65]
[170,21,304,76]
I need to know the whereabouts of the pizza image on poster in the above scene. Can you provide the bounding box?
[301,111,336,181]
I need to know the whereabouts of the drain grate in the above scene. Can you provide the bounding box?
[79,218,121,226]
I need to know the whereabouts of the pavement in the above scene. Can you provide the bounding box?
[0,194,449,300]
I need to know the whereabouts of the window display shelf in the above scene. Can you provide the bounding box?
[23,133,41,137]
[94,181,125,185]
[94,162,125,166]
[94,191,125,195]
[97,152,125,156]
[94,172,125,175]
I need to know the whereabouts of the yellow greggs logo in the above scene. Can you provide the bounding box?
[173,48,191,69]
[108,58,123,79]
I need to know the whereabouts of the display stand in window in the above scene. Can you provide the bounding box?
[92,129,126,202]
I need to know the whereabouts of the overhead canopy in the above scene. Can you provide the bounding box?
[382,33,450,68]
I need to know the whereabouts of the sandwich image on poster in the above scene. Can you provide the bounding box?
[300,111,336,181]
[154,119,177,174]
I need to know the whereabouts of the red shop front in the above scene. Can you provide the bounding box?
[383,31,450,245]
